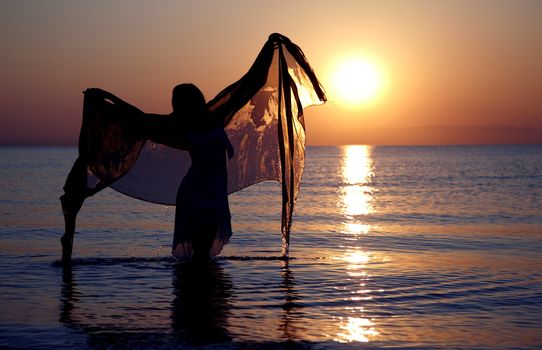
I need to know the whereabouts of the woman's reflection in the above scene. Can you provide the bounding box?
[59,263,77,326]
[59,259,234,347]
[279,260,302,340]
[171,260,233,346]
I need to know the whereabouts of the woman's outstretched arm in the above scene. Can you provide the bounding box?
[84,88,187,150]
[140,113,187,150]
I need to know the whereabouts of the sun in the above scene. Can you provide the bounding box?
[330,57,386,107]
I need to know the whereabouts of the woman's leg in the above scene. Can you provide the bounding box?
[190,209,220,261]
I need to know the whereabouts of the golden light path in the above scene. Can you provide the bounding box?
[334,249,379,343]
[333,145,379,343]
[336,316,379,343]
[341,145,375,235]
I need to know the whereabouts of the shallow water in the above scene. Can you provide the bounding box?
[1,145,541,349]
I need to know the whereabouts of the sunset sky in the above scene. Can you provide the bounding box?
[1,0,541,145]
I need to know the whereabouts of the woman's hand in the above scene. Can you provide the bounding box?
[84,88,117,103]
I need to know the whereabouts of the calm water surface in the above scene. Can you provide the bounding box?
[1,145,541,349]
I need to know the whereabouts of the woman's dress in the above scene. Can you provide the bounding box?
[172,127,233,259]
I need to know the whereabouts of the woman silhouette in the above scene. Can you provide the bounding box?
[79,85,233,261]
[170,84,234,260]
[59,34,326,263]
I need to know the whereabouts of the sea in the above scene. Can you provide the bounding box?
[1,145,541,349]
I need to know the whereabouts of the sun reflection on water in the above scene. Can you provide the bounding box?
[332,250,379,342]
[337,147,380,343]
[340,145,375,228]
[335,317,379,343]
[344,222,370,236]
[342,250,370,278]
[344,250,370,265]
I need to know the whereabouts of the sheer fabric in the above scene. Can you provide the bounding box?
[74,33,326,256]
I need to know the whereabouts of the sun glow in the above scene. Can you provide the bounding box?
[330,56,387,108]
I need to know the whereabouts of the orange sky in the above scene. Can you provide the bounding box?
[1,1,541,145]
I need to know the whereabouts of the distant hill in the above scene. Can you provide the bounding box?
[308,125,542,146]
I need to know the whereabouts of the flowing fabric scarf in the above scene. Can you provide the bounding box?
[63,33,326,256]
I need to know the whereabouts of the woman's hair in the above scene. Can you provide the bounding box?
[171,83,213,130]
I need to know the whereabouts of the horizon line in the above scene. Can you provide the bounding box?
[1,124,541,147]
